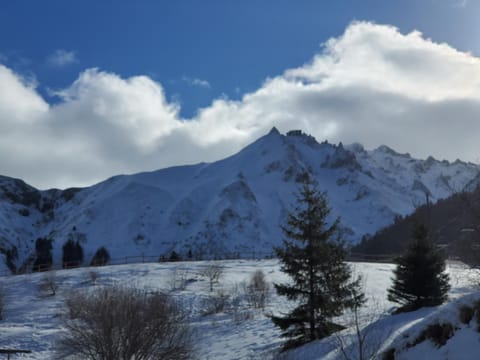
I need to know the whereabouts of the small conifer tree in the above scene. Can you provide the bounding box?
[169,251,180,262]
[62,239,84,268]
[32,237,53,272]
[90,246,110,266]
[387,223,450,313]
[272,175,364,350]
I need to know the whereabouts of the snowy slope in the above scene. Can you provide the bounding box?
[0,260,476,359]
[0,128,478,270]
[291,261,480,360]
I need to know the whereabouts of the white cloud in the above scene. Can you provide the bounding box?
[46,49,77,68]
[0,65,47,123]
[181,76,211,88]
[2,22,480,189]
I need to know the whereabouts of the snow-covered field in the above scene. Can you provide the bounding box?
[0,260,477,359]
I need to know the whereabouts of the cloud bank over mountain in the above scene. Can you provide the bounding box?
[2,22,480,189]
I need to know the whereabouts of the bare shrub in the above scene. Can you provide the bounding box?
[168,268,189,292]
[200,290,230,316]
[413,322,455,347]
[200,263,224,292]
[336,279,387,360]
[228,283,252,323]
[232,307,253,323]
[337,303,388,360]
[88,271,98,285]
[382,348,395,360]
[64,290,86,320]
[244,270,270,310]
[38,270,59,297]
[202,283,253,322]
[57,286,192,360]
[459,305,474,324]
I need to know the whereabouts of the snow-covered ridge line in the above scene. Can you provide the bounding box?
[0,128,478,272]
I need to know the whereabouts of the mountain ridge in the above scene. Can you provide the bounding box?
[0,129,478,272]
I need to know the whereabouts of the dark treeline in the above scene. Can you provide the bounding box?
[354,187,480,265]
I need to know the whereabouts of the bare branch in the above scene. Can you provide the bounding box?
[57,286,192,360]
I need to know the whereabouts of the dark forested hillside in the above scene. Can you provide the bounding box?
[353,187,480,264]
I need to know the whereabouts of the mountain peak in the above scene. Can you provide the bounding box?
[267,126,280,136]
[375,144,396,155]
[0,130,479,271]
[375,144,411,158]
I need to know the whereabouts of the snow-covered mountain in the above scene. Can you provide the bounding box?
[0,128,478,271]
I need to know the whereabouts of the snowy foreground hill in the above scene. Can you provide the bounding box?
[0,128,479,271]
[0,259,478,359]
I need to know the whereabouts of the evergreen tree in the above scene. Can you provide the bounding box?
[62,239,84,268]
[62,227,86,268]
[90,246,110,266]
[169,251,180,262]
[271,175,364,350]
[387,223,450,313]
[32,237,53,272]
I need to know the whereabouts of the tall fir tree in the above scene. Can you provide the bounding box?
[387,223,450,313]
[271,175,364,350]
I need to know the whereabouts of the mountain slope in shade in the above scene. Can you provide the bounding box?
[0,128,478,271]
[354,187,480,258]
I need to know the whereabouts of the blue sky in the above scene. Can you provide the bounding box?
[1,0,477,117]
[1,1,480,188]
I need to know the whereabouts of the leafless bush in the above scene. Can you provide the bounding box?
[88,271,98,285]
[64,290,84,320]
[333,273,387,360]
[201,283,253,322]
[336,299,389,360]
[38,270,59,296]
[232,307,254,323]
[459,305,474,324]
[200,263,224,292]
[244,270,270,310]
[200,290,230,316]
[57,286,192,360]
[228,283,252,323]
[168,268,189,292]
